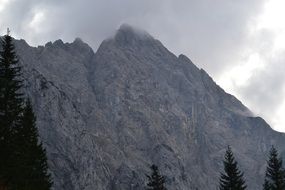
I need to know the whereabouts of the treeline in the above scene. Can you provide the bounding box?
[0,31,52,189]
[146,146,285,190]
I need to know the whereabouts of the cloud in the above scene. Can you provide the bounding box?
[217,0,285,131]
[0,0,266,71]
[2,0,285,131]
[233,44,285,131]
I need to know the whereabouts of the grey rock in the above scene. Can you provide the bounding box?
[13,24,285,190]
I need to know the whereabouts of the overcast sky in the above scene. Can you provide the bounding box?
[1,0,285,132]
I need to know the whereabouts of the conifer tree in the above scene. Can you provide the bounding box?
[263,146,285,190]
[14,99,52,190]
[219,146,247,190]
[263,180,271,190]
[0,30,52,190]
[0,29,24,187]
[146,164,167,190]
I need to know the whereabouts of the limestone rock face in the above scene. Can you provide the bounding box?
[14,25,285,190]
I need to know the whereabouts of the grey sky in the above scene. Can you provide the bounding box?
[1,0,285,131]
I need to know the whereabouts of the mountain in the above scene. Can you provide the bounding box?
[14,24,285,190]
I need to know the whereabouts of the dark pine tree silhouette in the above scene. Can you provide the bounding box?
[219,146,247,190]
[263,146,285,190]
[0,30,52,190]
[14,99,52,190]
[0,30,24,188]
[146,164,167,190]
[263,180,271,190]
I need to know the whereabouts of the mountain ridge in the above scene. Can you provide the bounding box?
[12,24,285,190]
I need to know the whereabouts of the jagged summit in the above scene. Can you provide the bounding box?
[42,37,91,48]
[73,37,84,44]
[96,24,178,67]
[113,24,154,45]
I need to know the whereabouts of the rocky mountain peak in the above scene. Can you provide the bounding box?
[72,37,92,50]
[53,39,65,47]
[113,24,154,46]
[115,24,152,40]
[11,25,285,190]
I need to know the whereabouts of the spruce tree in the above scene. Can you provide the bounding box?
[219,146,247,190]
[263,180,271,190]
[0,30,52,190]
[15,99,52,190]
[263,146,285,190]
[0,30,24,187]
[146,164,167,190]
